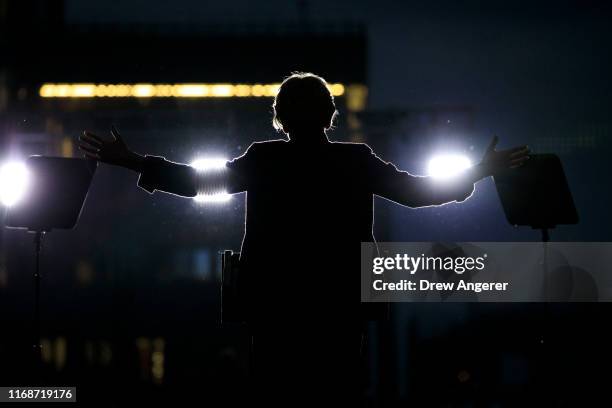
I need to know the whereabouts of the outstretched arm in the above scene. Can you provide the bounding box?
[78,127,198,197]
[370,136,530,208]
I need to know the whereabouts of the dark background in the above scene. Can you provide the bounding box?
[1,0,611,406]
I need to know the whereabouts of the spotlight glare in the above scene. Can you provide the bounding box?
[0,161,30,207]
[190,157,228,172]
[193,192,232,204]
[427,154,472,179]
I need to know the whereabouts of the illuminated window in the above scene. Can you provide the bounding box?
[39,82,349,98]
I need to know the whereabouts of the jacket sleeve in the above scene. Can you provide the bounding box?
[137,146,254,197]
[137,155,199,197]
[225,143,258,194]
[363,145,475,208]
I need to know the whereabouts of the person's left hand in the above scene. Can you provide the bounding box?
[479,135,530,177]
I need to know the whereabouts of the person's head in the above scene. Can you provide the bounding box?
[272,72,337,137]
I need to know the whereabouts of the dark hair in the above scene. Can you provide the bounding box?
[272,72,337,133]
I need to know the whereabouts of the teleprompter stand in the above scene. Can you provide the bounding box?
[4,156,97,373]
[494,153,578,349]
[494,153,578,296]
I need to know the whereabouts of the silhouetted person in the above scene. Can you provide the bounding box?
[79,72,529,405]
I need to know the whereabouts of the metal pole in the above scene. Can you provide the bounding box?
[541,228,550,299]
[33,230,44,363]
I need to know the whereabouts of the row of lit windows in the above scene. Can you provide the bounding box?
[40,336,165,384]
[39,83,346,98]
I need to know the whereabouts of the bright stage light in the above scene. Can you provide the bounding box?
[193,192,232,204]
[190,157,228,171]
[0,161,30,207]
[190,157,231,205]
[427,154,472,179]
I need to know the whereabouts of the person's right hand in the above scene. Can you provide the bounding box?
[78,126,142,170]
[479,135,530,176]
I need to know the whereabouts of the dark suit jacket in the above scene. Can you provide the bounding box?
[137,139,474,323]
